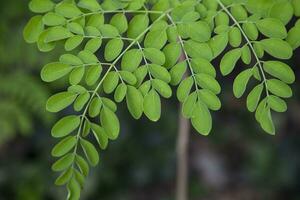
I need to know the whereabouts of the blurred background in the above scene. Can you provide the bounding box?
[1,1,300,200]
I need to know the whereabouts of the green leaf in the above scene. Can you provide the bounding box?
[209,33,228,58]
[230,5,248,21]
[259,106,275,135]
[191,58,216,78]
[293,0,300,16]
[78,0,101,12]
[99,24,119,37]
[184,40,213,61]
[67,22,84,35]
[52,136,77,157]
[177,77,194,102]
[152,79,172,98]
[55,168,73,186]
[260,38,293,59]
[69,67,84,85]
[149,64,171,83]
[80,139,99,166]
[43,12,66,26]
[119,71,137,85]
[55,2,82,18]
[144,48,166,65]
[74,92,90,111]
[114,83,127,103]
[75,155,89,177]
[88,98,102,118]
[263,61,295,84]
[256,18,287,39]
[100,107,120,140]
[52,115,81,138]
[23,15,44,43]
[187,21,211,42]
[267,95,287,112]
[127,14,149,39]
[241,46,251,65]
[65,35,84,51]
[144,29,168,49]
[37,30,56,52]
[52,154,74,172]
[197,89,221,111]
[229,27,242,48]
[269,2,293,25]
[126,86,144,119]
[60,54,83,66]
[45,26,73,43]
[191,101,212,136]
[286,26,300,50]
[91,124,108,150]
[220,48,241,76]
[46,92,77,113]
[104,38,124,61]
[41,62,72,82]
[29,0,55,13]
[103,72,119,94]
[195,74,221,94]
[85,64,102,86]
[182,92,197,118]
[247,84,263,112]
[121,49,143,72]
[110,13,128,34]
[242,22,259,41]
[67,177,81,200]
[233,69,253,98]
[163,43,181,68]
[87,14,104,29]
[267,79,293,98]
[170,61,187,86]
[85,38,102,53]
[144,89,161,121]
[78,50,98,63]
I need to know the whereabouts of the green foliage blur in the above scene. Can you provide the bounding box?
[0,1,300,200]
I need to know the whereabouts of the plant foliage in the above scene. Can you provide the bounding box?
[24,0,300,198]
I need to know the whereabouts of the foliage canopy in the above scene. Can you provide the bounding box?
[24,0,300,199]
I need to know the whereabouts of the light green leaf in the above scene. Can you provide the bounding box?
[163,43,181,68]
[170,61,187,86]
[104,38,124,61]
[229,27,242,48]
[52,153,74,172]
[110,13,128,34]
[220,48,241,76]
[80,138,99,166]
[114,83,127,103]
[233,69,253,98]
[55,168,73,186]
[23,15,44,43]
[127,14,149,39]
[144,48,166,65]
[74,92,90,111]
[191,101,212,136]
[100,107,120,140]
[51,115,81,138]
[43,12,66,26]
[75,155,89,177]
[85,64,102,86]
[41,62,72,82]
[182,92,197,118]
[259,107,275,135]
[29,0,55,13]
[45,26,73,43]
[52,136,77,157]
[247,84,263,112]
[195,73,221,94]
[91,123,108,150]
[46,92,77,113]
[177,77,194,102]
[286,26,300,50]
[256,18,287,39]
[267,95,287,112]
[126,86,144,119]
[88,98,102,118]
[55,2,82,18]
[260,38,293,59]
[152,79,172,98]
[187,21,211,42]
[197,89,221,111]
[103,72,119,94]
[121,49,143,72]
[267,79,293,98]
[149,64,171,83]
[263,61,295,84]
[65,35,84,51]
[144,89,161,121]
[144,29,168,49]
[69,67,84,85]
[85,38,102,53]
[78,0,101,11]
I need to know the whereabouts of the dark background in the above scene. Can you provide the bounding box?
[0,1,300,200]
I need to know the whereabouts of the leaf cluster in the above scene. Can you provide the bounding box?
[23,0,300,199]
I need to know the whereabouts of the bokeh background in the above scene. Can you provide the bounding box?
[1,1,300,200]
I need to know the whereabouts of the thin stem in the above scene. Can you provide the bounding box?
[216,0,270,96]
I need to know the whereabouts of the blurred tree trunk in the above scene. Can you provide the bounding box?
[176,109,190,200]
